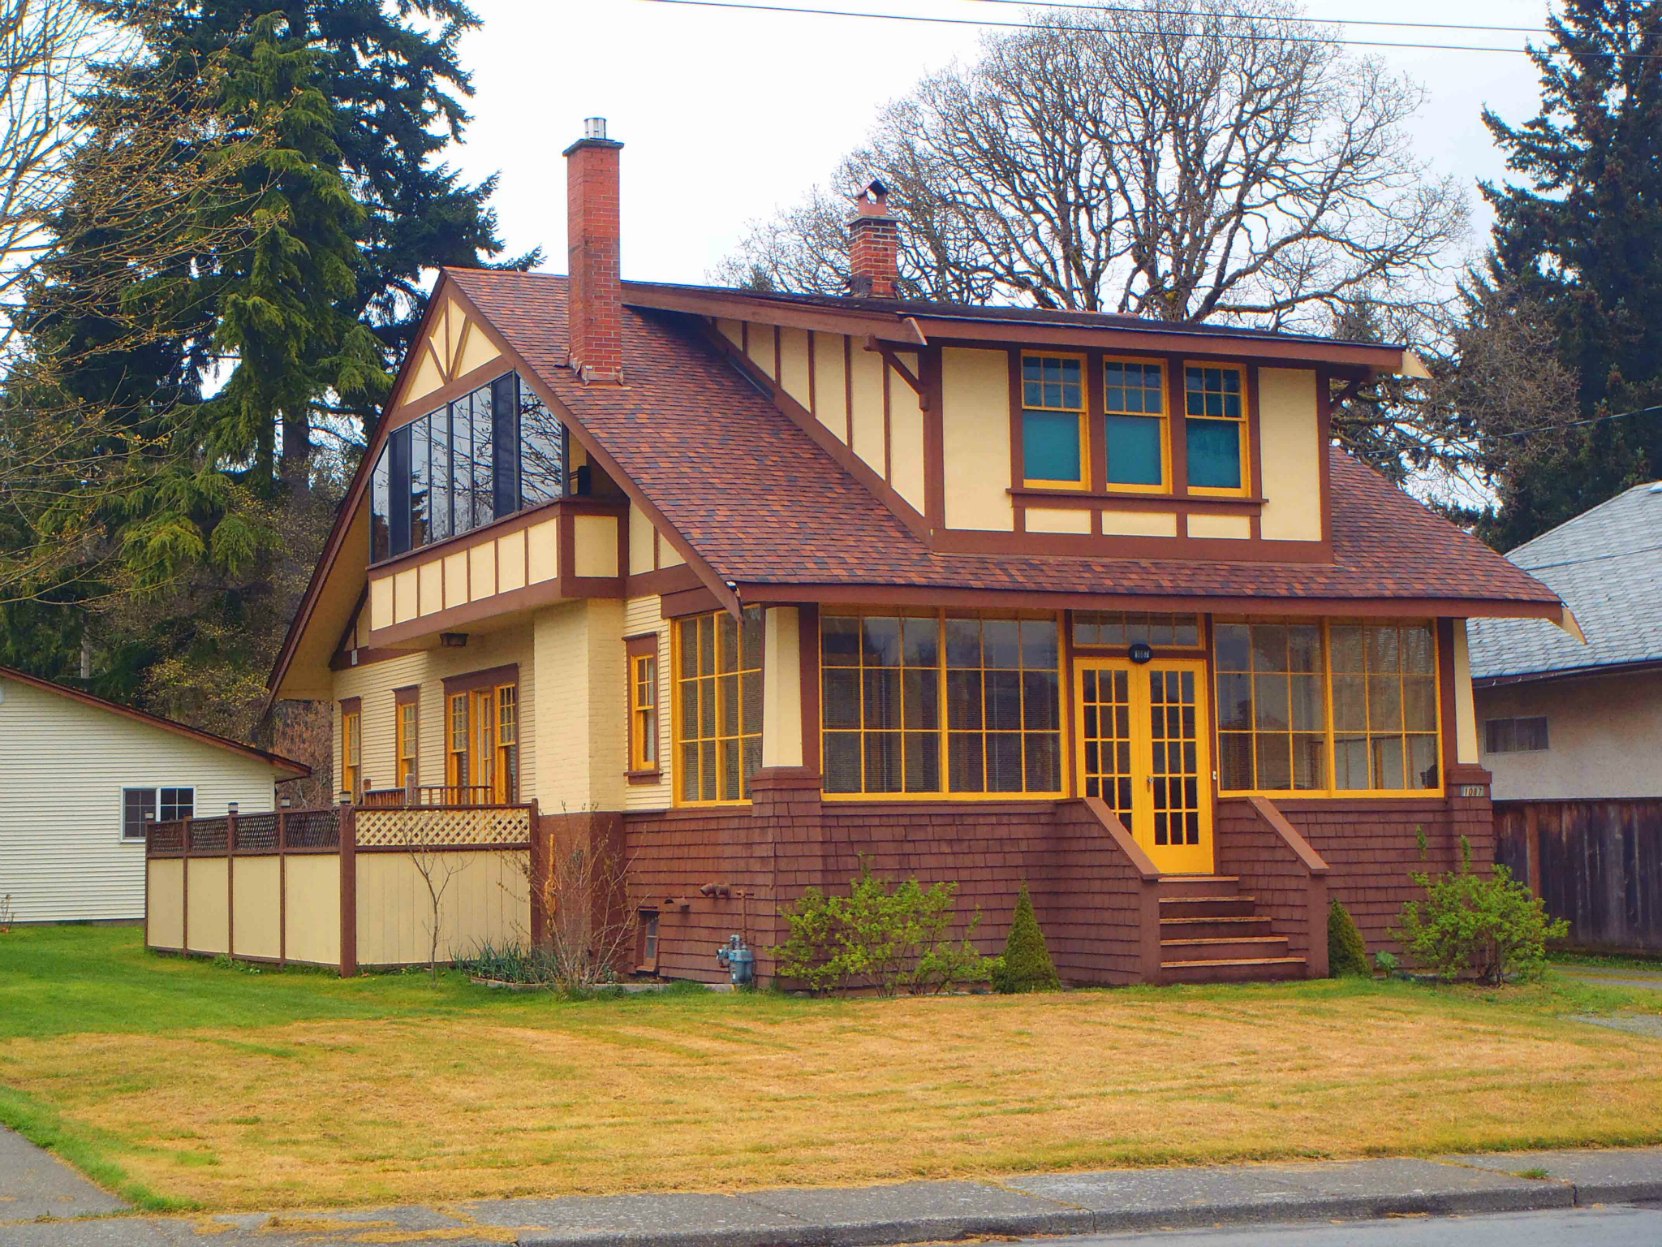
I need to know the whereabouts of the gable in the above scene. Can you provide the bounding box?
[393,294,505,417]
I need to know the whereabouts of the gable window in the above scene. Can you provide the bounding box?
[370,372,566,563]
[673,609,763,804]
[1104,360,1169,490]
[1020,354,1087,489]
[395,689,419,791]
[340,701,362,798]
[1184,364,1249,494]
[122,787,194,842]
[1485,716,1549,754]
[1215,620,1440,795]
[821,611,1063,797]
[627,636,661,777]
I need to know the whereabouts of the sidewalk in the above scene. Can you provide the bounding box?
[2,1134,1660,1246]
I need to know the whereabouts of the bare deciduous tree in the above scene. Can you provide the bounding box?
[531,818,637,991]
[718,0,1465,332]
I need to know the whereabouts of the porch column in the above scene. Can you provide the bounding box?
[1451,619,1481,765]
[761,606,804,769]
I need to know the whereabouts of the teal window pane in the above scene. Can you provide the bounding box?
[1187,418,1242,489]
[1106,414,1164,486]
[1023,409,1082,482]
[1022,356,1082,411]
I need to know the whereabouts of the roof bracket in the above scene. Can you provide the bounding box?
[864,335,928,410]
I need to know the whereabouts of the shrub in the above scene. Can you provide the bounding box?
[773,862,999,995]
[1391,841,1568,985]
[1327,899,1370,977]
[993,885,1060,993]
[457,942,561,986]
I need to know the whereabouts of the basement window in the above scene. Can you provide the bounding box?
[636,910,660,973]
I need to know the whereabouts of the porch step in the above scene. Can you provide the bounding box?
[1159,915,1277,941]
[1158,895,1258,919]
[1155,875,1241,898]
[1161,935,1292,962]
[1161,956,1309,985]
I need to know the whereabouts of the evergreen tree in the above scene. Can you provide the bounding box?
[993,885,1061,993]
[1327,899,1370,978]
[1476,0,1662,547]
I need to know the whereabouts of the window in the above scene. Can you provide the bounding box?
[1073,611,1201,649]
[395,690,419,790]
[1215,620,1440,794]
[495,684,519,802]
[628,638,661,775]
[443,676,518,801]
[1184,364,1248,493]
[674,608,763,804]
[369,370,567,562]
[341,702,362,798]
[1104,359,1168,489]
[636,910,660,972]
[445,693,469,796]
[821,611,1063,797]
[121,787,193,841]
[1485,716,1549,754]
[1020,354,1087,488]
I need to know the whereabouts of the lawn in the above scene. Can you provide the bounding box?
[3,925,1662,1214]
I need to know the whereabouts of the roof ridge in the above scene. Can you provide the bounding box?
[1507,479,1662,558]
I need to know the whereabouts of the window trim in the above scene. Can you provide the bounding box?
[394,686,419,791]
[819,609,1069,802]
[1018,351,1090,491]
[1101,356,1171,495]
[1214,618,1445,799]
[121,786,195,843]
[340,697,362,799]
[1182,362,1252,499]
[670,608,764,808]
[626,634,662,780]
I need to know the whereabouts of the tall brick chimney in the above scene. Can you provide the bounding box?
[847,179,899,299]
[564,117,624,384]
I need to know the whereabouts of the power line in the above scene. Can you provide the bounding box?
[639,0,1662,60]
[974,0,1544,36]
[1490,402,1662,441]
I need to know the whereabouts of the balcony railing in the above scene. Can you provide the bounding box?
[360,784,498,809]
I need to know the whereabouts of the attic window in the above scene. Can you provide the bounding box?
[370,371,566,563]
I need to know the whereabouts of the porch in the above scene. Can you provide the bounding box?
[144,798,537,974]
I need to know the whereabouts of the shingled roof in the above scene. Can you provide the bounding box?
[446,269,1560,617]
[1468,481,1662,683]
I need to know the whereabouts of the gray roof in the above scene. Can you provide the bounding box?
[1468,481,1662,682]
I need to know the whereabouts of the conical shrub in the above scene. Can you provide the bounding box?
[1328,898,1370,977]
[993,884,1060,993]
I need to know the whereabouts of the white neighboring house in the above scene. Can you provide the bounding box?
[0,665,307,923]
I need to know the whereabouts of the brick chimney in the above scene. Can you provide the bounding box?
[847,179,899,299]
[564,117,624,384]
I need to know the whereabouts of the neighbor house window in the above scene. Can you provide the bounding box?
[1215,620,1440,795]
[1184,364,1249,494]
[821,611,1063,797]
[121,787,193,842]
[395,689,419,790]
[627,637,661,776]
[1484,716,1549,754]
[1020,354,1087,489]
[370,372,566,563]
[1103,359,1168,490]
[673,609,763,804]
[340,701,362,798]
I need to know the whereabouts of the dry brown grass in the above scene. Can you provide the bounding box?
[5,979,1662,1211]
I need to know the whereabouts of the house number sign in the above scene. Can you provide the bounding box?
[1129,641,1154,664]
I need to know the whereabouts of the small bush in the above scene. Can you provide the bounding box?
[773,862,999,995]
[1391,841,1568,985]
[994,885,1060,993]
[456,942,561,986]
[1327,899,1370,977]
[1374,950,1400,977]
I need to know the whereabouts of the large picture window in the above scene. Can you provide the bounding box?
[1215,620,1440,795]
[370,372,565,563]
[674,609,763,804]
[822,611,1063,797]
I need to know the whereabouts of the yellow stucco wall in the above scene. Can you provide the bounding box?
[941,348,1016,532]
[1188,513,1252,540]
[365,515,571,636]
[1256,367,1324,543]
[1027,507,1091,535]
[811,330,847,439]
[778,327,812,411]
[888,352,927,512]
[1100,510,1179,537]
[354,849,530,967]
[147,859,184,948]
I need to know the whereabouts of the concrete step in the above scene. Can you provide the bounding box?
[1158,896,1257,918]
[1161,935,1292,961]
[1155,875,1241,898]
[1160,956,1308,985]
[1159,914,1278,941]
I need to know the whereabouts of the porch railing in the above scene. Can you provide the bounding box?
[360,784,497,808]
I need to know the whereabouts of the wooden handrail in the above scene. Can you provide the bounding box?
[1246,795,1331,877]
[1081,795,1161,881]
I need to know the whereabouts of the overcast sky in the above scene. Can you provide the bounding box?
[450,0,1557,286]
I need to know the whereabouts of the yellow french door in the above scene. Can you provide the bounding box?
[1075,658,1214,874]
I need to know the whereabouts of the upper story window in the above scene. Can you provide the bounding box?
[1183,365,1249,495]
[1020,354,1087,489]
[370,371,566,563]
[1103,360,1169,490]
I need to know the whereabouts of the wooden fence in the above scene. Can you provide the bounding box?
[145,801,538,974]
[1495,799,1662,955]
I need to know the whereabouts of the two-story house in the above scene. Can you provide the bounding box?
[263,118,1571,986]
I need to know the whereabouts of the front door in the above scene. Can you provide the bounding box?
[1075,658,1214,874]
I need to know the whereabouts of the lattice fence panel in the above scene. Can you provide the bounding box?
[149,820,186,854]
[285,807,341,850]
[236,813,279,851]
[354,806,532,850]
[190,817,228,853]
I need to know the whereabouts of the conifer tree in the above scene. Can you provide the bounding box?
[993,885,1061,993]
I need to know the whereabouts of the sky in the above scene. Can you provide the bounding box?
[449,0,1560,286]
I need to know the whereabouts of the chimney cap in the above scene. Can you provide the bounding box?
[850,178,895,221]
[563,116,623,156]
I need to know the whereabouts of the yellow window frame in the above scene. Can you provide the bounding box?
[341,708,361,798]
[1019,351,1090,490]
[444,691,469,793]
[1101,356,1171,494]
[494,683,518,803]
[671,609,762,807]
[395,698,418,789]
[630,652,659,772]
[1182,362,1251,497]
[1214,618,1444,799]
[819,608,1069,802]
